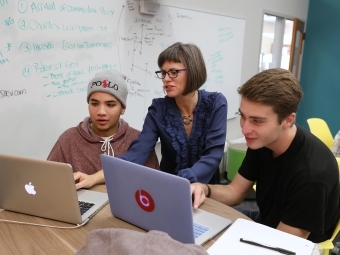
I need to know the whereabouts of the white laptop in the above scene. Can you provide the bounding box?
[0,153,108,225]
[101,154,232,245]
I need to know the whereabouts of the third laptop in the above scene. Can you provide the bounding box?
[101,154,232,245]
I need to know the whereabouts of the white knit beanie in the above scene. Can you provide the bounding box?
[87,70,128,108]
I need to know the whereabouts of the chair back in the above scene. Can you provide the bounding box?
[307,118,334,149]
[318,156,339,255]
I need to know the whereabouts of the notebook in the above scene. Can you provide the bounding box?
[207,218,317,255]
[0,153,108,225]
[101,154,232,245]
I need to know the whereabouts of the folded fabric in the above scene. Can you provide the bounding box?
[76,228,208,255]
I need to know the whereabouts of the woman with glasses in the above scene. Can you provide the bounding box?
[119,42,228,184]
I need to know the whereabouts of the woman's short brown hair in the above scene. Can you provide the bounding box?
[157,42,207,95]
[237,68,303,123]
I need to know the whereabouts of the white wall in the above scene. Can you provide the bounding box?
[154,0,310,159]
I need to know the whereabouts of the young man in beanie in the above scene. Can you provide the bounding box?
[191,68,339,243]
[47,70,159,189]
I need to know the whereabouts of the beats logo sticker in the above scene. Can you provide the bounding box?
[135,190,155,212]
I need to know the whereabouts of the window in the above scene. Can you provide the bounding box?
[259,14,294,72]
[289,18,305,78]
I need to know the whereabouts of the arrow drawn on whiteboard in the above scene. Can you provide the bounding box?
[166,23,173,37]
[131,64,147,72]
[144,63,148,117]
[144,63,148,86]
[131,31,143,71]
[117,5,125,72]
[139,24,144,54]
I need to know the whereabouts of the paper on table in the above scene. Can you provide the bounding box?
[207,218,316,255]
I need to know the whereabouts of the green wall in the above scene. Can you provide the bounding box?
[296,0,340,136]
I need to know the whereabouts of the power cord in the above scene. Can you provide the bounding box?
[0,218,90,229]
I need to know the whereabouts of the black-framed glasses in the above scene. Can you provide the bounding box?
[155,69,187,79]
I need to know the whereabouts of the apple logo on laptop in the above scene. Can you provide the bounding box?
[135,190,155,212]
[25,182,36,195]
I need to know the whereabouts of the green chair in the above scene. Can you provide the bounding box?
[226,143,247,181]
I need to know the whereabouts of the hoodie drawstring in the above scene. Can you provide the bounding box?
[100,136,114,156]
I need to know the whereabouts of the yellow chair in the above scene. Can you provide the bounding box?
[319,220,340,255]
[307,118,334,149]
[318,157,340,255]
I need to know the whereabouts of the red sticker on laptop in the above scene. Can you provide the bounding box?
[135,190,155,212]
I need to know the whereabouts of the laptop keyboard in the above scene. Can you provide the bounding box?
[78,201,95,215]
[194,222,210,238]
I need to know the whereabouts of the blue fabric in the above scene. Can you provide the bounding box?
[118,90,227,184]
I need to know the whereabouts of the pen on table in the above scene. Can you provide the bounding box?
[240,238,296,255]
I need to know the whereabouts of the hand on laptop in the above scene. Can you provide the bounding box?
[191,183,206,209]
[74,170,104,190]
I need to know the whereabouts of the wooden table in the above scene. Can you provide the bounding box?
[0,185,250,255]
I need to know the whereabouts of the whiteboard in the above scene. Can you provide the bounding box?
[0,0,245,159]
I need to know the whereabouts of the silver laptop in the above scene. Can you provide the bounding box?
[0,153,108,225]
[101,155,232,245]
